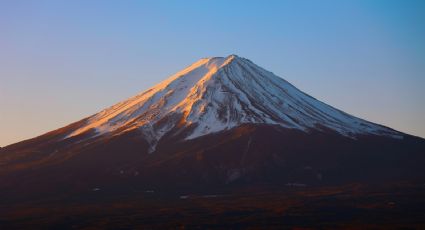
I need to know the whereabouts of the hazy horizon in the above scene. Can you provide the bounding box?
[1,0,425,146]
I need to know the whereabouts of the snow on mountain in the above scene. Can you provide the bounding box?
[65,55,401,151]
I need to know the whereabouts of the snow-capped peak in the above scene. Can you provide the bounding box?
[66,55,401,151]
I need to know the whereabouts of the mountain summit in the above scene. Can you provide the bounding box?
[65,55,400,152]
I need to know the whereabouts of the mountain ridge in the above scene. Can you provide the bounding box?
[54,54,402,153]
[1,56,424,222]
[1,50,425,228]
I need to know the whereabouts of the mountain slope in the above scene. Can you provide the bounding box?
[0,55,424,202]
[1,54,424,229]
[62,55,401,153]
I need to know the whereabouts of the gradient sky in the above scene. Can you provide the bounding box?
[1,0,424,146]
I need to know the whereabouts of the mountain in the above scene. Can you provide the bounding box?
[1,55,424,228]
[66,54,401,152]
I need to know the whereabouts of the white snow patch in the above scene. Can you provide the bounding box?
[63,54,403,150]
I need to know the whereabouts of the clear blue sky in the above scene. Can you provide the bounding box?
[1,0,424,146]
